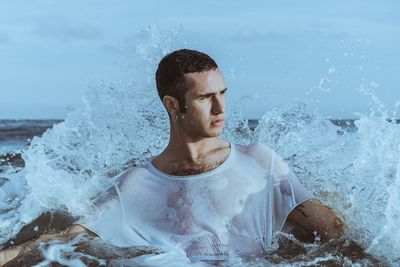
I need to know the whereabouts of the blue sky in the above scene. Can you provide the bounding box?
[0,0,399,119]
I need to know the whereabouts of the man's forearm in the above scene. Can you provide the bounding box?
[0,244,24,266]
[0,224,89,266]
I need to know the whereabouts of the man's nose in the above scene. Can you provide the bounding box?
[211,95,224,115]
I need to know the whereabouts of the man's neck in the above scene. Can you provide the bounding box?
[162,137,227,163]
[151,133,231,176]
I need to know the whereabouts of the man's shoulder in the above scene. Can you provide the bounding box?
[236,142,289,176]
[117,164,151,190]
[236,142,274,158]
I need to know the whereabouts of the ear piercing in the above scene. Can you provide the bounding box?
[173,114,185,121]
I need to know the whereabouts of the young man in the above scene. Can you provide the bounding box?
[0,49,343,265]
[78,49,343,261]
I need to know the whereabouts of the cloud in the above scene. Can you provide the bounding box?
[228,26,352,45]
[34,16,104,42]
[0,33,10,44]
[229,28,293,43]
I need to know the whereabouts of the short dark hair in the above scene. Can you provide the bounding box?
[155,49,218,113]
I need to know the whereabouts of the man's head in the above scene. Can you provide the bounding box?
[156,49,227,139]
[156,49,218,113]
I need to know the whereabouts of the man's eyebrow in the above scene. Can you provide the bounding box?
[197,88,228,98]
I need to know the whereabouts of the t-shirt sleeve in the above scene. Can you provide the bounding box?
[230,143,315,251]
[250,143,314,233]
[79,192,128,246]
[78,173,151,247]
[273,171,315,234]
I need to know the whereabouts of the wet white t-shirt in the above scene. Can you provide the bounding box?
[82,143,313,262]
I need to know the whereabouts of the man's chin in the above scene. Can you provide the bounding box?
[208,127,224,137]
[186,126,224,139]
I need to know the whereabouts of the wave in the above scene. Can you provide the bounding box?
[0,26,399,266]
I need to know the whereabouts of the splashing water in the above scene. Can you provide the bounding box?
[1,26,399,266]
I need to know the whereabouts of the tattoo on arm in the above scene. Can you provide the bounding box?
[296,204,309,218]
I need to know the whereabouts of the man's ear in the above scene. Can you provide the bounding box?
[162,96,180,116]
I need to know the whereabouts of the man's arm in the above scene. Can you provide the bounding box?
[66,224,92,235]
[0,224,92,266]
[287,198,344,242]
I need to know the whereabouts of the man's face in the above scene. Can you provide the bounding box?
[178,68,227,139]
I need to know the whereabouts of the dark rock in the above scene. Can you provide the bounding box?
[264,236,387,266]
[4,235,162,267]
[0,153,25,168]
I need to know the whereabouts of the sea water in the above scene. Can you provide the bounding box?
[0,26,399,266]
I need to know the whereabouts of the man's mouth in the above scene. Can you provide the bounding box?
[211,118,224,127]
